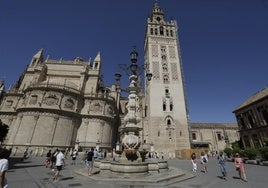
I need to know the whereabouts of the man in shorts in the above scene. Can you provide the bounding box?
[86,147,94,176]
[52,148,65,181]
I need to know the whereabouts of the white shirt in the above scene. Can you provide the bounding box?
[0,159,8,187]
[55,152,64,166]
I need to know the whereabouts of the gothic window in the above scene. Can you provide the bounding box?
[170,101,173,111]
[161,55,166,61]
[158,131,160,137]
[163,102,166,111]
[163,74,169,84]
[217,132,223,141]
[162,63,168,72]
[94,62,98,69]
[192,132,197,140]
[166,29,169,36]
[155,28,158,35]
[165,89,170,97]
[160,26,164,35]
[161,46,166,53]
[167,119,171,127]
[150,28,153,35]
[170,30,173,37]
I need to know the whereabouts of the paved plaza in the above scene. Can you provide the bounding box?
[6,155,267,188]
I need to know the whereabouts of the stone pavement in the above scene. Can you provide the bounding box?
[6,155,268,188]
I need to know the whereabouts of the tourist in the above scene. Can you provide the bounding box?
[200,152,208,173]
[52,148,65,182]
[217,151,227,180]
[45,150,52,168]
[50,149,58,171]
[93,148,99,159]
[191,152,197,173]
[234,153,247,182]
[71,149,78,165]
[0,148,9,188]
[86,147,94,176]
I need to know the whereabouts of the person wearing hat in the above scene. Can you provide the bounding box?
[234,153,247,182]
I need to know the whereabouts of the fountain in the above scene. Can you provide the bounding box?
[75,48,194,186]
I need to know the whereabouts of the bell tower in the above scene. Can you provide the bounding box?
[144,2,191,158]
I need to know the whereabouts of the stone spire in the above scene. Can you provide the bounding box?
[30,48,44,66]
[93,52,101,70]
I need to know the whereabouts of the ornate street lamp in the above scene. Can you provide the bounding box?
[115,47,152,162]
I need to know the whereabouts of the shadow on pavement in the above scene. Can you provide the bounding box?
[8,157,44,170]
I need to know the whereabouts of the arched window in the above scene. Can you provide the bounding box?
[163,74,169,84]
[167,119,171,126]
[170,30,173,37]
[160,26,164,35]
[166,29,169,36]
[150,28,153,35]
[163,102,166,111]
[155,28,158,35]
[162,63,168,72]
[170,102,173,111]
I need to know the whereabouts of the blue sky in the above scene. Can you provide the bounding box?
[0,0,267,123]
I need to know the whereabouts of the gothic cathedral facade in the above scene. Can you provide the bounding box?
[0,2,192,157]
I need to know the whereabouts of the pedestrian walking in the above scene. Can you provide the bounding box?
[200,151,208,173]
[71,149,78,165]
[217,151,227,180]
[86,147,94,176]
[0,148,9,188]
[52,148,65,182]
[45,150,51,168]
[234,153,247,182]
[191,152,197,173]
[50,149,58,170]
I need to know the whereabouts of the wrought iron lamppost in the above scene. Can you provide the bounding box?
[115,47,152,162]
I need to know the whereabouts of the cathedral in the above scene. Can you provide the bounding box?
[0,2,238,158]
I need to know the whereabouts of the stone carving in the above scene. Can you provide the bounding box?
[44,94,59,106]
[29,95,38,105]
[152,61,160,79]
[170,63,178,80]
[64,98,75,109]
[89,101,103,112]
[107,106,113,116]
[151,45,158,57]
[5,100,13,108]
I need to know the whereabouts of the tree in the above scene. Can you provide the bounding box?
[0,120,9,144]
